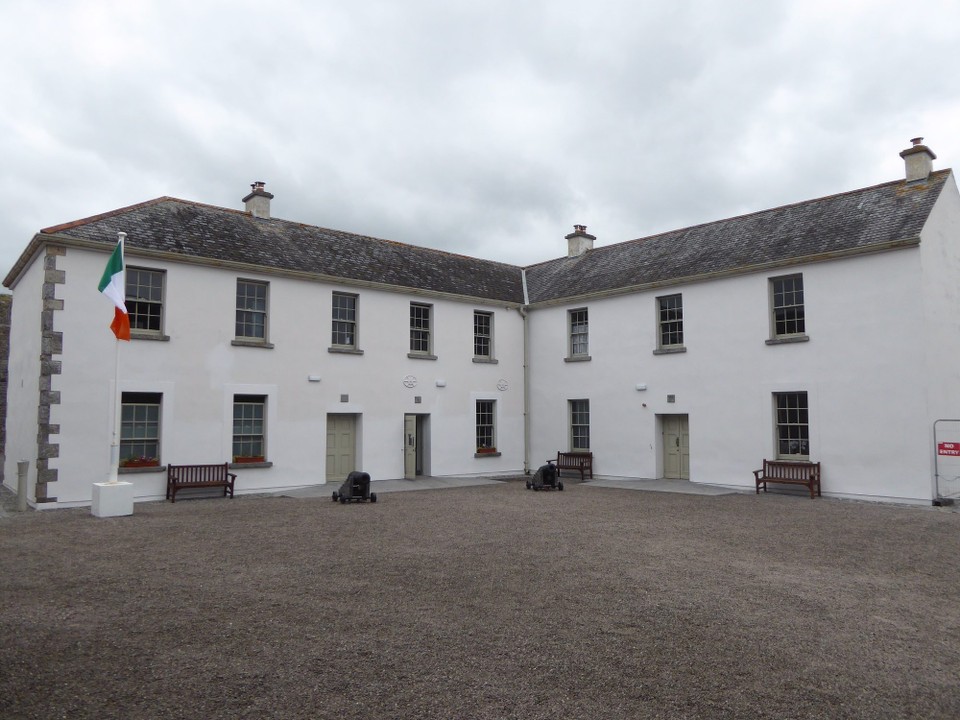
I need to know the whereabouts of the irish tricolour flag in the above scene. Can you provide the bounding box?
[98,235,131,341]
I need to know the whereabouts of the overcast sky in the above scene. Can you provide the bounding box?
[2,0,959,280]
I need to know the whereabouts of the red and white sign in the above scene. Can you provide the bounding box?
[938,442,960,456]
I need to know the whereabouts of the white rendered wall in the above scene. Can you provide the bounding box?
[3,254,44,504]
[527,246,938,502]
[22,246,525,508]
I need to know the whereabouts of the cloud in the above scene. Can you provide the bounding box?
[1,0,959,277]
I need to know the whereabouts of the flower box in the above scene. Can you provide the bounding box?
[233,456,266,464]
[475,447,498,454]
[120,457,159,468]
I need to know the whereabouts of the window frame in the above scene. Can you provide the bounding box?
[235,278,269,344]
[769,273,807,342]
[232,394,267,463]
[475,399,497,454]
[125,267,166,338]
[569,399,591,452]
[567,308,590,360]
[473,310,494,361]
[774,391,810,460]
[119,392,162,468]
[409,302,435,358]
[331,292,359,351]
[656,293,685,352]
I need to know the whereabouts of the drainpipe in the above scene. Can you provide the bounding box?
[520,269,531,475]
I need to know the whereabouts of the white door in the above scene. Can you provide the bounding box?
[662,414,690,480]
[326,414,356,482]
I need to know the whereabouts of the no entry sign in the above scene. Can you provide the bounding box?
[938,442,960,456]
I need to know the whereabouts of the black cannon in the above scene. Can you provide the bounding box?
[332,471,377,503]
[526,461,564,491]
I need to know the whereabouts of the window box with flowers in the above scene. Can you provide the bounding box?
[474,446,500,457]
[233,455,266,464]
[120,456,159,468]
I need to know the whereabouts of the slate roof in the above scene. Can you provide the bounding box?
[6,170,951,305]
[525,170,952,304]
[32,198,525,304]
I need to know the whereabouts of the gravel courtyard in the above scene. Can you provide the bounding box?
[1,481,958,719]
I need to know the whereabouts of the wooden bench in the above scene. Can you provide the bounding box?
[166,463,237,503]
[753,459,821,499]
[555,451,594,482]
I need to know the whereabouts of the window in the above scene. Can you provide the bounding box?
[474,311,493,360]
[570,399,590,451]
[476,399,496,452]
[770,274,805,339]
[126,268,164,334]
[233,394,266,462]
[410,303,433,356]
[568,308,589,359]
[657,294,684,350]
[236,280,268,341]
[331,292,358,349]
[775,392,809,459]
[120,392,161,467]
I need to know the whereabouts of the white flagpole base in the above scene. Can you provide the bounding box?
[91,481,134,518]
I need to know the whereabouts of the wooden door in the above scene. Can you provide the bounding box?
[326,414,356,482]
[662,414,690,480]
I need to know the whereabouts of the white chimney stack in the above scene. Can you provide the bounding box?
[243,181,274,218]
[899,138,936,183]
[565,224,595,258]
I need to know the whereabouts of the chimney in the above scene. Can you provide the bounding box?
[899,138,936,183]
[243,181,274,218]
[565,224,595,258]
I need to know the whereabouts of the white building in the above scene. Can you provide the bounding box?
[4,140,959,508]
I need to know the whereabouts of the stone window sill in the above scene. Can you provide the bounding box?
[232,339,275,349]
[653,346,687,355]
[474,451,502,458]
[229,461,274,469]
[472,357,499,364]
[408,353,438,361]
[765,335,810,346]
[564,355,592,363]
[119,464,166,474]
[131,332,170,342]
[329,347,364,355]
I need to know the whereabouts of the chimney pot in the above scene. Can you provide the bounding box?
[243,181,274,219]
[899,138,936,183]
[565,224,596,257]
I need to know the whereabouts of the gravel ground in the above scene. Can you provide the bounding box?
[0,481,958,720]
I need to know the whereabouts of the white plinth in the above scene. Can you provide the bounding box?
[91,481,135,517]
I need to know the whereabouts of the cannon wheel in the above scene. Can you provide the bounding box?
[339,495,347,504]
[331,491,339,502]
[370,492,378,503]
[525,480,532,490]
[558,481,564,491]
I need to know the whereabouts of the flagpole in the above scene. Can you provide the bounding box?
[107,231,126,484]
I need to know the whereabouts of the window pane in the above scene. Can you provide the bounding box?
[120,392,161,463]
[474,311,492,357]
[658,294,683,347]
[236,281,268,339]
[772,275,805,336]
[570,309,588,356]
[410,304,431,353]
[476,399,495,449]
[332,293,357,347]
[233,395,266,460]
[125,269,164,332]
[571,399,590,451]
[775,392,809,458]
